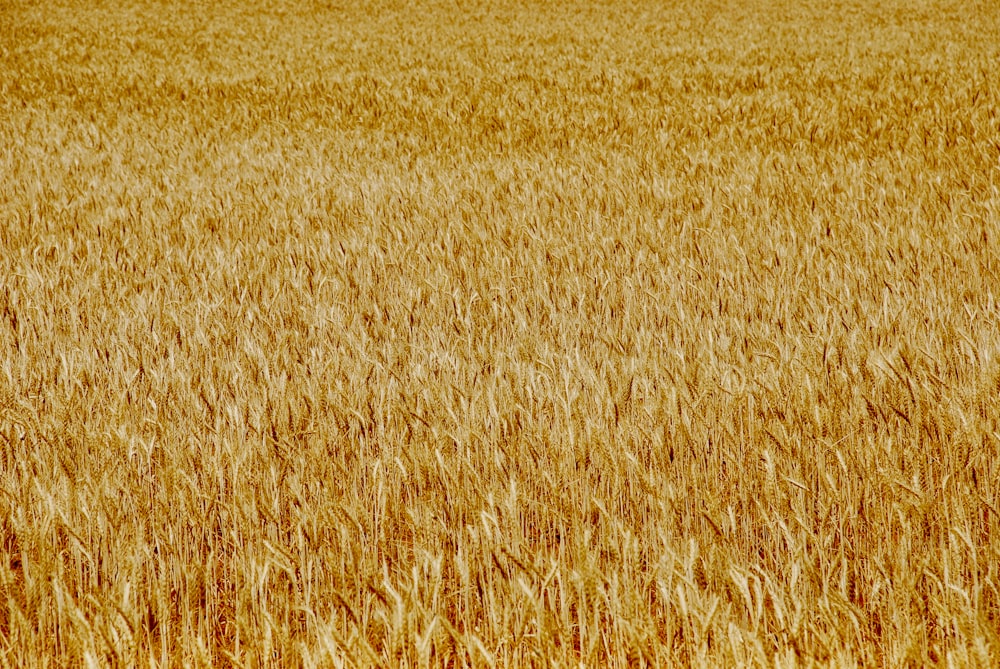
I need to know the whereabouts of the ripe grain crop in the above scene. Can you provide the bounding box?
[2,0,1000,666]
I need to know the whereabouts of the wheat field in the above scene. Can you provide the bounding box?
[2,0,999,666]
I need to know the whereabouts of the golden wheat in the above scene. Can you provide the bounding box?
[1,0,999,666]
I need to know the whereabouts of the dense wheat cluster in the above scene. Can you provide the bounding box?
[2,0,1000,665]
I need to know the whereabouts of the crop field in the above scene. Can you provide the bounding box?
[2,0,1000,665]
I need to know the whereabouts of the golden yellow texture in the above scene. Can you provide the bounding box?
[1,0,1000,665]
